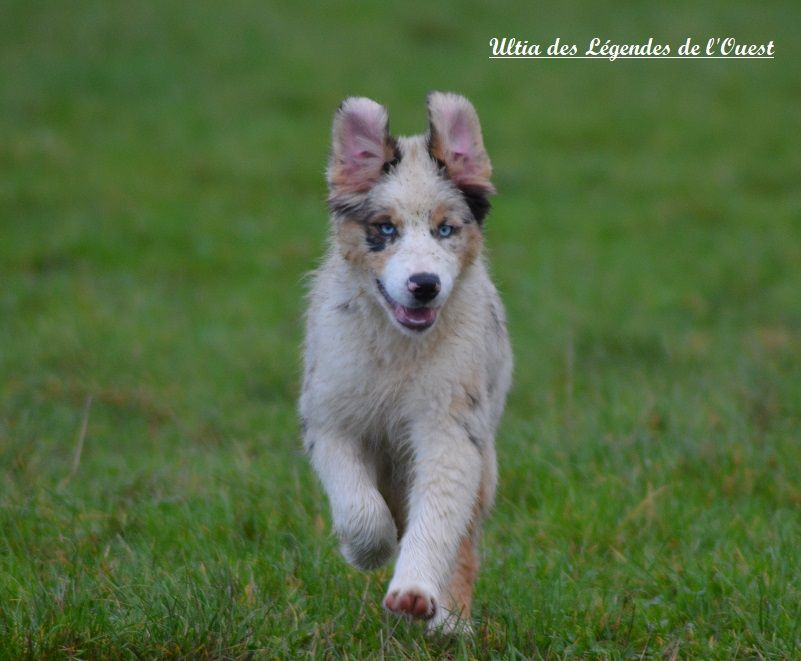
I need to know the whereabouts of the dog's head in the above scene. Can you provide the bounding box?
[326,92,495,336]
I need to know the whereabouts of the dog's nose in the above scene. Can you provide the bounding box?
[407,273,441,303]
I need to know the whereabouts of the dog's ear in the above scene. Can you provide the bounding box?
[427,92,494,194]
[328,97,397,194]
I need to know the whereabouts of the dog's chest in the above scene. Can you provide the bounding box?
[310,328,440,435]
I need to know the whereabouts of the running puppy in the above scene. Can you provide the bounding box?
[300,92,512,632]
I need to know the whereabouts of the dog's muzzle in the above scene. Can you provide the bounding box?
[376,279,438,332]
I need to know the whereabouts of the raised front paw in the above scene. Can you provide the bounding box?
[383,585,436,620]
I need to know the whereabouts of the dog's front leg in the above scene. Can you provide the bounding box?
[383,421,481,627]
[309,430,398,570]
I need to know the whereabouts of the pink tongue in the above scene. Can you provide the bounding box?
[395,304,437,327]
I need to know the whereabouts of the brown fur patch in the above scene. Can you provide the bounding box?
[429,203,450,228]
[335,209,404,272]
[428,202,484,269]
[444,500,482,618]
[458,223,483,269]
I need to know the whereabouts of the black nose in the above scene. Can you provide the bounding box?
[407,273,441,303]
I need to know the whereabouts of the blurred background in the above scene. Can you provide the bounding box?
[1,1,800,657]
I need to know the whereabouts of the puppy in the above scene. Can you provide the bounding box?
[300,92,512,632]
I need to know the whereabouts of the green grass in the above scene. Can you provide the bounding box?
[2,1,801,657]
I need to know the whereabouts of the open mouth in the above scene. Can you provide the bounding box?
[376,280,438,332]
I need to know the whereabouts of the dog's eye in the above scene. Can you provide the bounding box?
[437,224,454,238]
[378,223,397,237]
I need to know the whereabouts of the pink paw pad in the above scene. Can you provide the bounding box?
[384,589,436,620]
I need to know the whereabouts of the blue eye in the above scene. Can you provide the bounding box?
[379,223,397,237]
[438,224,454,238]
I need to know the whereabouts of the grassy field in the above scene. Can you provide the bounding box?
[2,1,800,658]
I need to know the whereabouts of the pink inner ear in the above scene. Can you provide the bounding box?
[446,111,475,159]
[342,116,384,165]
[331,105,389,192]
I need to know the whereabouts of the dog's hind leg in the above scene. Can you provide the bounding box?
[309,430,398,570]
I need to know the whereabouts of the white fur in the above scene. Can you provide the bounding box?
[301,96,512,632]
